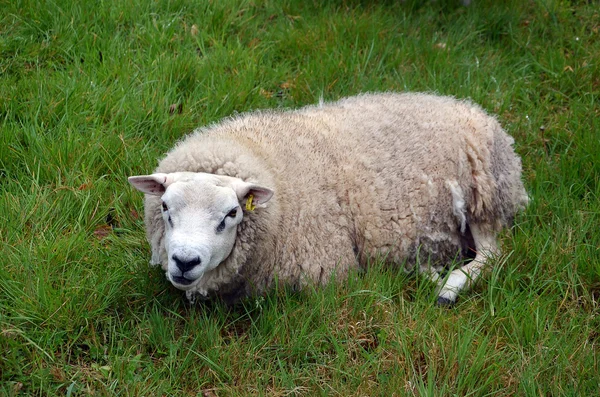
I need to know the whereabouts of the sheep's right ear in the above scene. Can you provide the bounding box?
[128,173,172,195]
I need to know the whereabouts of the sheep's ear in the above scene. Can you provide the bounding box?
[128,173,173,196]
[233,180,274,206]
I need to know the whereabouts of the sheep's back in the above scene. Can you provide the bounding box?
[287,93,524,267]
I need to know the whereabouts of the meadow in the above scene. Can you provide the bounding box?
[1,0,599,395]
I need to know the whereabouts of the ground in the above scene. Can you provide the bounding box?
[1,0,599,395]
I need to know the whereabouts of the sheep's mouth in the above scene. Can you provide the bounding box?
[170,275,194,286]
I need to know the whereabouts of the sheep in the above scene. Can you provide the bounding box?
[128,92,528,305]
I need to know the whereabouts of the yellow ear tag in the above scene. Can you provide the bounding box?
[245,194,256,211]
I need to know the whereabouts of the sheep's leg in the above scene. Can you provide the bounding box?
[436,224,499,305]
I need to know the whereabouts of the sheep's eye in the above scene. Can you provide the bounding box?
[161,202,168,212]
[226,208,238,218]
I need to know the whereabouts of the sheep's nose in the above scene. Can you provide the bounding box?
[172,254,201,273]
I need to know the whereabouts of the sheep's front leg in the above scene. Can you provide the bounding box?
[436,224,500,305]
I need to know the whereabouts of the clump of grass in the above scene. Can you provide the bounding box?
[1,0,599,395]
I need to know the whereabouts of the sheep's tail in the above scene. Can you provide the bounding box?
[466,121,528,230]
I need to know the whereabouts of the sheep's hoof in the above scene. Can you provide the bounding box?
[436,296,456,307]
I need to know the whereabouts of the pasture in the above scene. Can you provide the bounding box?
[1,0,598,395]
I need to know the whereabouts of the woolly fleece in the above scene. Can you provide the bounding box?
[140,93,528,301]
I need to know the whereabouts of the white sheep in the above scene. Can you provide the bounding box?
[129,93,528,305]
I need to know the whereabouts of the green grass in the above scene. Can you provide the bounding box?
[1,0,599,395]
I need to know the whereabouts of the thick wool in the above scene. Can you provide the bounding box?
[142,93,528,301]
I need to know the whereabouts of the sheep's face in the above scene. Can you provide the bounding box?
[129,172,273,291]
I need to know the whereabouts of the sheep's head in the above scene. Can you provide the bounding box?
[128,172,273,291]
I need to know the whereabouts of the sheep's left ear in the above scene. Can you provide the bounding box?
[233,180,274,206]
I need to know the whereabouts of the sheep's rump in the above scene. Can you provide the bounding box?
[152,93,527,292]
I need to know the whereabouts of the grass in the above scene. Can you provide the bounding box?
[1,0,599,395]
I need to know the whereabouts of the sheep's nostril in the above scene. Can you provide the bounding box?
[172,255,201,272]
